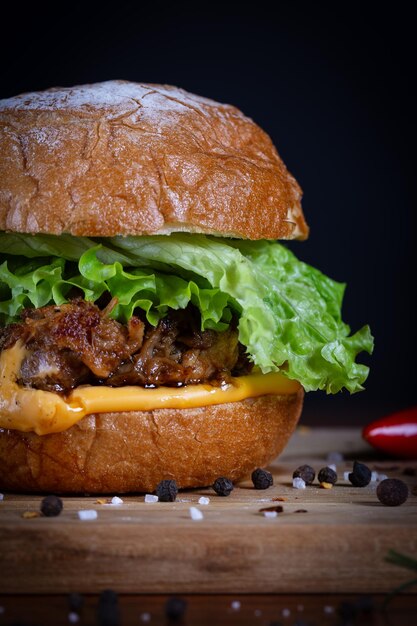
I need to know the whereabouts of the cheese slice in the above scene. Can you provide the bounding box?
[0,340,301,436]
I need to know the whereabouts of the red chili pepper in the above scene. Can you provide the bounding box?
[362,406,417,459]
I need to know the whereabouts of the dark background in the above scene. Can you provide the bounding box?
[1,3,415,425]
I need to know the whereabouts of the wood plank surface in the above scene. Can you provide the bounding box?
[1,593,417,626]
[1,427,416,594]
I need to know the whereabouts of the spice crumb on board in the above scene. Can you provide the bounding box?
[189,506,204,521]
[213,476,234,496]
[259,505,283,514]
[252,468,273,489]
[292,477,306,489]
[348,461,372,487]
[68,593,83,612]
[293,464,315,485]
[320,481,334,489]
[156,479,178,502]
[78,510,98,521]
[327,451,344,463]
[68,611,79,623]
[376,479,409,506]
[22,511,40,519]
[41,495,63,517]
[165,597,187,620]
[318,466,338,485]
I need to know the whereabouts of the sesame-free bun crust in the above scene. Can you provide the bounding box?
[0,390,303,494]
[0,81,308,240]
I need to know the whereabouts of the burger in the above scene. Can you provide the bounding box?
[0,81,373,493]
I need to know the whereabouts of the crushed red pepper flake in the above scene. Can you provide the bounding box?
[320,481,334,489]
[259,505,284,514]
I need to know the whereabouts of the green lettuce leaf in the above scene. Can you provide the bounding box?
[0,232,373,393]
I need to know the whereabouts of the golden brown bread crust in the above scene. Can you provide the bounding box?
[0,390,303,493]
[0,80,308,240]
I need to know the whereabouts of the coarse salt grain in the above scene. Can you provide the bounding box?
[0,493,4,501]
[327,451,344,463]
[263,511,278,518]
[68,611,79,623]
[145,494,158,503]
[198,496,210,505]
[327,463,337,472]
[292,477,306,489]
[324,605,334,614]
[282,608,291,617]
[110,496,123,505]
[189,507,204,521]
[371,471,378,482]
[377,473,388,482]
[231,601,241,610]
[343,471,350,481]
[78,510,97,521]
[140,612,151,622]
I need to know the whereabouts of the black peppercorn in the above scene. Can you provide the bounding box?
[40,495,63,517]
[318,466,337,485]
[213,476,234,496]
[376,478,408,506]
[165,596,187,620]
[402,467,417,476]
[348,461,372,487]
[97,589,119,626]
[156,479,178,502]
[251,468,273,490]
[293,464,315,485]
[68,592,84,612]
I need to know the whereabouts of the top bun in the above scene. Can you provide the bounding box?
[0,80,308,240]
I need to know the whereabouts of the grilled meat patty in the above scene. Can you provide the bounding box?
[0,300,251,393]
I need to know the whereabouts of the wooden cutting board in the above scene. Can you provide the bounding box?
[1,427,416,594]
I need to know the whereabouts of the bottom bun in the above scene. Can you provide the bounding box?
[0,390,304,493]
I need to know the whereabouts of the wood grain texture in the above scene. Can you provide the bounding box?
[1,427,416,594]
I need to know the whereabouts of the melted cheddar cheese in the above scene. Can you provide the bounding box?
[0,340,301,435]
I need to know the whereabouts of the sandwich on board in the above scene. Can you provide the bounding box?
[0,81,373,493]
